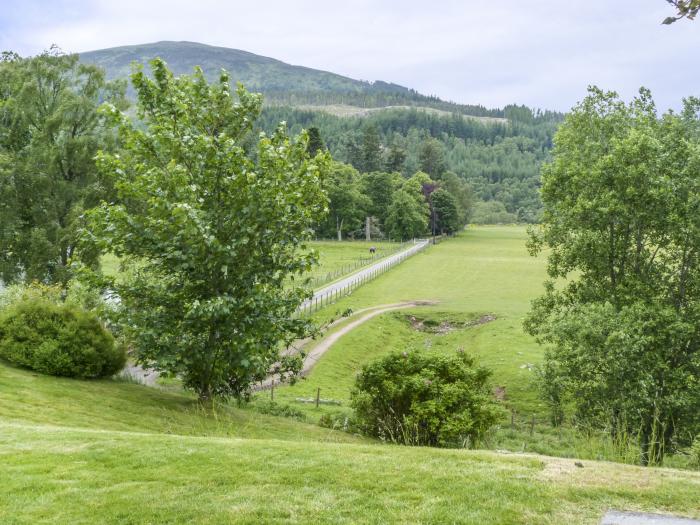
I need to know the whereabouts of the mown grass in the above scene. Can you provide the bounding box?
[1,422,699,525]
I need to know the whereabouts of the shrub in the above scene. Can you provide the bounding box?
[0,298,125,378]
[350,349,502,447]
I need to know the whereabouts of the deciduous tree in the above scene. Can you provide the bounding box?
[84,59,330,403]
[526,87,700,464]
[0,48,125,284]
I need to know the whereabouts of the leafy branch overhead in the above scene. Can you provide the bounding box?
[663,0,700,23]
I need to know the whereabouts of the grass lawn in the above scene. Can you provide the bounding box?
[1,422,699,525]
[270,226,548,415]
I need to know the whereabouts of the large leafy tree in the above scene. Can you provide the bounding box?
[432,188,460,234]
[321,162,371,240]
[526,87,700,464]
[385,189,429,241]
[362,171,401,228]
[84,59,330,403]
[0,48,125,284]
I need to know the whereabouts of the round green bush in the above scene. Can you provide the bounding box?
[351,349,502,447]
[0,298,126,378]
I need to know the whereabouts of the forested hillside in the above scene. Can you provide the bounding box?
[80,41,564,223]
[258,106,561,222]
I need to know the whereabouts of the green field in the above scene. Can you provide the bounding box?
[270,226,547,414]
[102,239,401,290]
[1,360,699,524]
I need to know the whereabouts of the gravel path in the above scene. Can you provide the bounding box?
[258,300,436,390]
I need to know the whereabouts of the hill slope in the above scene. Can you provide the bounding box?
[80,40,407,94]
[79,41,503,117]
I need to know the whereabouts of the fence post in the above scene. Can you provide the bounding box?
[316,387,320,408]
[530,415,535,436]
[271,381,274,401]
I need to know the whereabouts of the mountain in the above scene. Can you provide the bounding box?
[80,41,409,94]
[79,41,502,118]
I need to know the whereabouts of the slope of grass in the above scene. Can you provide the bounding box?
[1,422,699,525]
[0,360,362,444]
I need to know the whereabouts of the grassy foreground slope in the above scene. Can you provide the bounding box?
[0,361,361,443]
[2,421,699,524]
[277,226,548,413]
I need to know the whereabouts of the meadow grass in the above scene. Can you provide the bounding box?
[269,226,548,415]
[0,360,363,444]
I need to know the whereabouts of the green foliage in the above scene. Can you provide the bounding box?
[0,297,125,378]
[351,349,501,447]
[418,137,447,178]
[253,400,307,422]
[359,124,383,173]
[689,436,700,469]
[385,188,429,241]
[362,170,402,227]
[432,188,460,234]
[0,47,126,284]
[384,142,406,172]
[306,126,324,156]
[471,200,518,224]
[259,106,561,222]
[527,87,700,464]
[319,162,371,240]
[84,59,330,403]
[663,0,700,23]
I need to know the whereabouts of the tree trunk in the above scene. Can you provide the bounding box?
[365,216,371,241]
[336,216,343,241]
[198,385,214,409]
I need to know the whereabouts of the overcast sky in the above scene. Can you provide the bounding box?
[2,0,698,112]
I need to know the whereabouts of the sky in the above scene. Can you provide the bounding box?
[1,0,698,112]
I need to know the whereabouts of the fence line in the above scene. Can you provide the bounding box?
[298,239,431,316]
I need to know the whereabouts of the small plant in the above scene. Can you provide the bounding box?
[253,401,307,422]
[689,436,700,470]
[351,349,502,447]
[0,297,126,378]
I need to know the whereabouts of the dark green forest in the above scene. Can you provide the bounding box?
[258,106,562,223]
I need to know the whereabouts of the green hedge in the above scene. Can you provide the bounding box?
[0,298,125,378]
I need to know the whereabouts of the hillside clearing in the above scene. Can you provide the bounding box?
[295,103,509,124]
